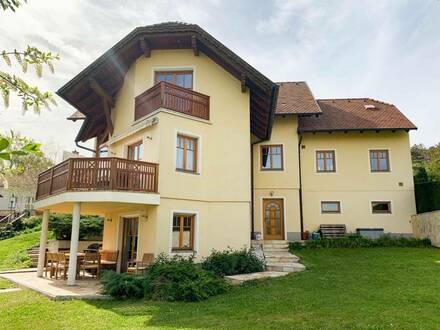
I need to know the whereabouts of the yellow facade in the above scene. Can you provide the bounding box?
[36,48,417,269]
[102,49,251,260]
[300,130,415,234]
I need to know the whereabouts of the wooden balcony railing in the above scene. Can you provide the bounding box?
[135,81,210,121]
[36,157,159,200]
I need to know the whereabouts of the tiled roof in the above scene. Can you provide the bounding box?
[275,82,322,115]
[298,98,417,132]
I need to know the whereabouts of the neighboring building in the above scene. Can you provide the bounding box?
[34,23,416,274]
[0,179,34,214]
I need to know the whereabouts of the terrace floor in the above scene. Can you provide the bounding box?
[0,270,108,300]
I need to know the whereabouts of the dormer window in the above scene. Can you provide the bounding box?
[155,71,193,89]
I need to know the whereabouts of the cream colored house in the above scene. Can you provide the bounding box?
[34,23,416,284]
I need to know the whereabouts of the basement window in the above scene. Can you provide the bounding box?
[321,201,341,214]
[371,201,392,214]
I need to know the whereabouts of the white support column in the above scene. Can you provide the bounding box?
[37,209,50,277]
[67,202,81,286]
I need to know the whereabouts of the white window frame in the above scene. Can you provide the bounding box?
[320,200,342,214]
[314,149,338,174]
[258,143,285,172]
[370,200,393,215]
[151,65,197,90]
[169,210,200,255]
[368,148,392,173]
[174,129,202,175]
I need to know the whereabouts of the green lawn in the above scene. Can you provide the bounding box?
[0,247,439,329]
[0,231,42,271]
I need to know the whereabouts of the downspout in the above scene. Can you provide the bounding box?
[75,141,96,155]
[298,132,304,238]
[250,139,263,240]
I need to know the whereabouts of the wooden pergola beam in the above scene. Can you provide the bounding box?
[139,37,151,58]
[101,99,114,136]
[191,35,199,56]
[89,78,114,108]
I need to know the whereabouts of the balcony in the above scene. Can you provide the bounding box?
[36,158,159,201]
[135,81,210,121]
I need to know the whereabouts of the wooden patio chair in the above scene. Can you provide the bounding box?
[54,253,69,280]
[127,253,154,274]
[99,250,119,271]
[81,252,101,279]
[45,252,56,278]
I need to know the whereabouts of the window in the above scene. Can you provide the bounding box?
[176,134,198,173]
[316,150,336,172]
[172,214,195,251]
[372,201,391,214]
[261,145,283,170]
[155,71,193,89]
[127,141,143,161]
[370,150,390,172]
[321,201,341,214]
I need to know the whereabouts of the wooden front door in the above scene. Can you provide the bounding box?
[121,217,139,272]
[263,199,285,240]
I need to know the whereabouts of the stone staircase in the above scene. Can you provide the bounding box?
[26,246,40,267]
[252,240,305,273]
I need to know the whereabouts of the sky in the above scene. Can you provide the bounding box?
[0,0,439,158]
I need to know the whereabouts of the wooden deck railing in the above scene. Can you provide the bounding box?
[36,158,159,200]
[135,81,210,121]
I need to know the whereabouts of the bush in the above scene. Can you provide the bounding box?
[47,214,103,240]
[290,235,432,250]
[100,254,230,302]
[101,271,145,299]
[201,248,265,276]
[146,254,230,302]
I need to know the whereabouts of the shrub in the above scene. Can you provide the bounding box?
[100,254,230,302]
[47,214,103,240]
[201,248,265,276]
[101,271,145,299]
[146,254,230,302]
[289,234,431,250]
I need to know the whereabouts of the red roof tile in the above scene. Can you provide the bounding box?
[275,82,322,115]
[298,98,417,132]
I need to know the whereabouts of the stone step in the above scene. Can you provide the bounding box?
[262,248,289,253]
[265,255,299,262]
[266,262,306,273]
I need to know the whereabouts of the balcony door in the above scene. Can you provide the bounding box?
[263,199,285,240]
[154,71,193,89]
[120,217,139,272]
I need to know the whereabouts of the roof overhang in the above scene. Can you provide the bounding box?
[57,23,277,142]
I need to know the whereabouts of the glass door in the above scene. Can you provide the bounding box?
[121,217,139,272]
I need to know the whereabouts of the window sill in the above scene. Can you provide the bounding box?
[260,168,284,171]
[175,169,199,175]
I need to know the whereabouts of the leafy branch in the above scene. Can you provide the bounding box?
[0,0,25,12]
[0,46,59,112]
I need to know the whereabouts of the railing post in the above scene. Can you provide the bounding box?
[154,163,159,193]
[48,167,54,195]
[160,82,165,106]
[110,157,117,190]
[66,159,74,191]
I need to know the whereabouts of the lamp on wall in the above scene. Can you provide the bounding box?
[270,191,274,197]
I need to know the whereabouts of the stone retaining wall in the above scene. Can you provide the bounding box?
[411,210,440,247]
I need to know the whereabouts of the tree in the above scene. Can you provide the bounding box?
[1,1,58,112]
[1,131,53,198]
[410,143,440,183]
